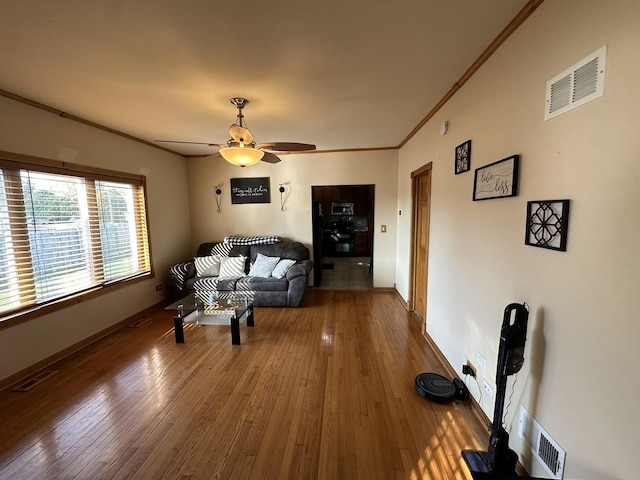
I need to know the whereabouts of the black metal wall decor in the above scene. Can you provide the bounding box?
[473,155,520,201]
[455,139,472,174]
[230,177,271,204]
[525,199,570,251]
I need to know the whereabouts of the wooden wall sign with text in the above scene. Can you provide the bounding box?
[230,177,271,204]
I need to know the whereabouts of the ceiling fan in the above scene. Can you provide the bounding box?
[156,97,316,166]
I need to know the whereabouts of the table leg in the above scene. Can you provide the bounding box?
[231,314,241,345]
[174,315,184,343]
[247,306,254,327]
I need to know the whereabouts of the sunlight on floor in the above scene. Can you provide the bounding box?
[411,411,476,480]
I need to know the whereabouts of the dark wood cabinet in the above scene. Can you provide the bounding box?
[353,186,369,215]
[354,231,371,256]
[313,185,373,216]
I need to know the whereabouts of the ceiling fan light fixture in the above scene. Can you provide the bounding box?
[219,145,264,167]
[156,97,315,163]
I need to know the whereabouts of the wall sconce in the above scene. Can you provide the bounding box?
[214,185,222,213]
[279,184,287,211]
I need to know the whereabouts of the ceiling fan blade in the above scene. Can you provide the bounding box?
[258,142,316,152]
[229,124,254,144]
[260,151,281,164]
[155,140,223,147]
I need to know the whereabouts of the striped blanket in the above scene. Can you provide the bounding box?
[224,235,282,246]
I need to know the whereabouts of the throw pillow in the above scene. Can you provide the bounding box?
[218,256,247,278]
[248,253,280,278]
[272,259,296,279]
[210,242,233,257]
[194,255,221,277]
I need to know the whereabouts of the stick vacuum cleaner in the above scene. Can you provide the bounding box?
[462,302,529,476]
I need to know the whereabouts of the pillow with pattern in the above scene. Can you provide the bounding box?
[218,256,247,278]
[194,255,221,277]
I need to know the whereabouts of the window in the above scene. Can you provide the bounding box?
[0,153,151,320]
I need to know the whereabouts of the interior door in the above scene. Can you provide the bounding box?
[311,200,323,286]
[411,164,432,323]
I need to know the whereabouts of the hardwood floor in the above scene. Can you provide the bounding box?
[0,290,489,479]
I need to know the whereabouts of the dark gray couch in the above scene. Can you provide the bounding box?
[168,241,313,307]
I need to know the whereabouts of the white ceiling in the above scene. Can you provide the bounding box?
[0,0,529,156]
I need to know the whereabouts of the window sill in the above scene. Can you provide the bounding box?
[0,272,154,330]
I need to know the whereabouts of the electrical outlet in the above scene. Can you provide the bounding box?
[462,361,476,377]
[482,379,494,398]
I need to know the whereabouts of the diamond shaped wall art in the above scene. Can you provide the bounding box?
[525,199,570,251]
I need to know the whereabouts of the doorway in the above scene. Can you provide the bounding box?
[410,164,432,323]
[311,185,375,290]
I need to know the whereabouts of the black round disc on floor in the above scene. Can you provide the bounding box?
[414,373,456,403]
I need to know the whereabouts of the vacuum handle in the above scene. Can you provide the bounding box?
[500,303,528,376]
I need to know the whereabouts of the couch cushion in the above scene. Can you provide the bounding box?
[229,245,250,258]
[272,258,296,279]
[196,242,232,257]
[248,253,280,278]
[219,256,247,278]
[211,243,233,256]
[194,277,237,292]
[235,276,289,292]
[194,255,221,277]
[193,277,218,292]
[249,242,309,262]
[215,278,239,291]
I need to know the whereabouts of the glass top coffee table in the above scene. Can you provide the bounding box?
[173,293,254,345]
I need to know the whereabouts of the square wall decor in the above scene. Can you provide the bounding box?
[455,140,471,174]
[525,199,570,251]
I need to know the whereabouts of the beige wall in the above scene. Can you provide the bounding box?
[397,1,640,478]
[186,149,399,288]
[0,96,192,382]
[3,1,638,476]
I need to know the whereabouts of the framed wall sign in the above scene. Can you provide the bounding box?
[473,154,520,201]
[230,177,271,204]
[525,199,570,251]
[455,139,472,175]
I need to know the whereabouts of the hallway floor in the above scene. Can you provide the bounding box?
[317,256,373,290]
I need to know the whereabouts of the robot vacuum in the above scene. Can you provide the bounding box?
[414,372,456,403]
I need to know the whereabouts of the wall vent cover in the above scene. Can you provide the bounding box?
[545,45,607,121]
[519,406,566,479]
